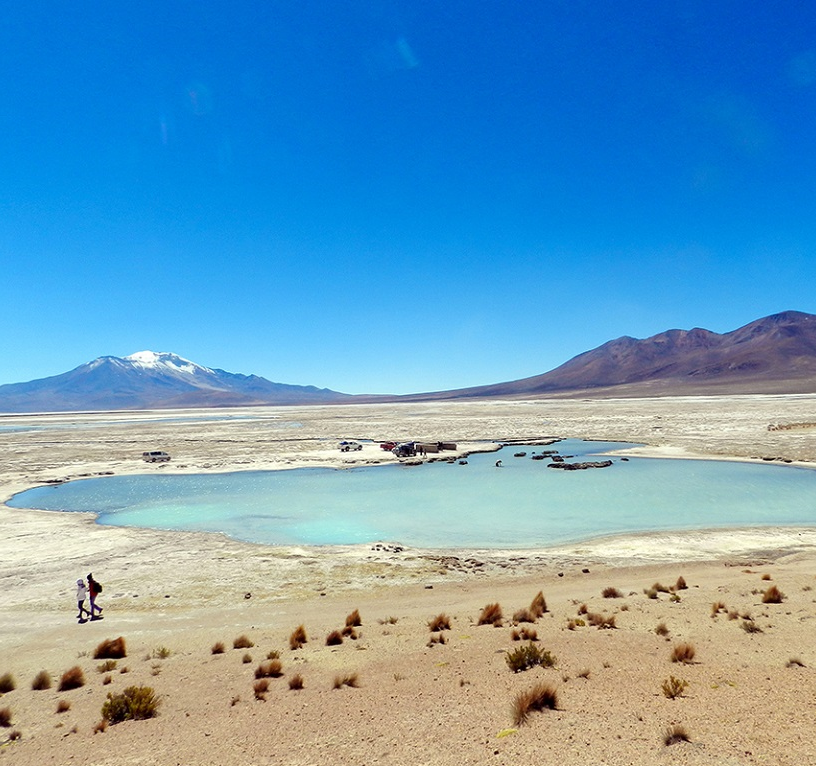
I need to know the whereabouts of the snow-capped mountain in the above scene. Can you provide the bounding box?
[0,351,352,413]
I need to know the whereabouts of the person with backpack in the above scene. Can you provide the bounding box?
[87,572,103,619]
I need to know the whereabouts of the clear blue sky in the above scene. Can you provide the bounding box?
[3,2,816,394]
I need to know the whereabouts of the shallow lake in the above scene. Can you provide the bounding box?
[8,439,816,549]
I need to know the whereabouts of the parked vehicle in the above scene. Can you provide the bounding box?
[142,451,171,463]
[339,441,363,452]
[380,441,397,451]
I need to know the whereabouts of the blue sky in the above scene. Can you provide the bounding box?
[3,2,816,394]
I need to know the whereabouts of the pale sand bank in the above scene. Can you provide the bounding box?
[2,396,816,764]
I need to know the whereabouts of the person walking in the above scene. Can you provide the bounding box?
[76,578,90,621]
[87,572,103,619]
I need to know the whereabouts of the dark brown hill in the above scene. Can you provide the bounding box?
[409,311,816,400]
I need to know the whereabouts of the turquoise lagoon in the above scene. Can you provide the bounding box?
[7,439,816,549]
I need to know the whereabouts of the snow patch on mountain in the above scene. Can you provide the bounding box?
[124,351,212,376]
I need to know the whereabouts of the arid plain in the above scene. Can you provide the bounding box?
[2,395,816,765]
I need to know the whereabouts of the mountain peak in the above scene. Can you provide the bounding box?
[123,351,210,375]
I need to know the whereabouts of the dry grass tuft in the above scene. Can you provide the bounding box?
[102,674,112,685]
[711,601,727,617]
[93,719,108,734]
[566,618,585,630]
[519,626,537,641]
[101,686,159,724]
[97,660,117,673]
[761,573,772,581]
[345,609,362,627]
[577,603,588,614]
[586,612,616,629]
[661,675,688,699]
[7,729,21,741]
[289,625,308,650]
[233,635,254,649]
[577,668,591,679]
[211,642,225,655]
[670,643,696,664]
[512,682,558,725]
[333,673,359,689]
[529,591,547,617]
[254,660,283,679]
[644,588,658,599]
[94,637,127,660]
[655,622,669,637]
[477,603,503,627]
[652,582,670,593]
[741,619,763,634]
[341,625,358,639]
[31,670,52,691]
[326,630,344,646]
[56,700,71,714]
[427,633,447,646]
[762,585,785,604]
[663,724,691,746]
[58,666,85,692]
[0,674,15,694]
[675,576,688,590]
[602,586,623,598]
[512,608,536,624]
[288,674,304,690]
[242,653,252,664]
[266,650,281,660]
[253,679,269,700]
[0,708,11,728]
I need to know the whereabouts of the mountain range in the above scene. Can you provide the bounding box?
[1,311,815,413]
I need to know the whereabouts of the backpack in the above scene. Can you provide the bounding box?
[96,582,103,593]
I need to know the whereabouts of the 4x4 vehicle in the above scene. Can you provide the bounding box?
[339,441,363,452]
[142,451,171,463]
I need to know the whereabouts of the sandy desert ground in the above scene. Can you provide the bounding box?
[1,395,816,765]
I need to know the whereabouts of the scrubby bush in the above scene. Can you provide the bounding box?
[58,666,85,691]
[711,601,727,616]
[345,609,362,627]
[602,587,623,598]
[512,682,558,725]
[211,642,225,654]
[663,724,690,745]
[505,642,556,673]
[101,686,159,724]
[512,608,535,624]
[428,613,451,632]
[477,603,503,627]
[56,700,71,713]
[326,630,344,646]
[31,670,52,690]
[741,619,763,633]
[266,650,280,660]
[674,576,687,590]
[661,675,688,699]
[586,612,616,629]
[288,674,304,690]
[332,673,359,689]
[253,679,269,700]
[0,708,11,727]
[670,643,696,664]
[242,653,252,664]
[151,647,170,660]
[0,674,15,694]
[94,637,127,660]
[254,660,283,679]
[289,625,308,650]
[233,635,254,649]
[655,622,669,637]
[529,591,547,618]
[762,585,785,604]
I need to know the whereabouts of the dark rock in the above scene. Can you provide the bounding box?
[547,460,613,471]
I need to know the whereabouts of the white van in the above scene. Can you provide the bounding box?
[142,451,171,463]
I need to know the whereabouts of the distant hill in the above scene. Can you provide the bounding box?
[2,312,815,413]
[404,310,816,400]
[0,351,353,413]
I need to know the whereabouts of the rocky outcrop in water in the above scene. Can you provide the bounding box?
[547,460,613,471]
